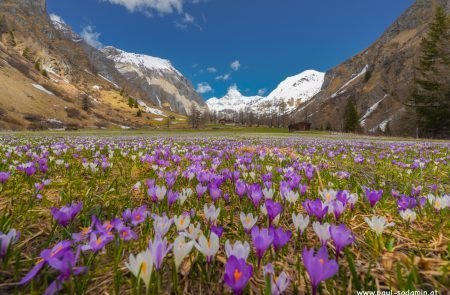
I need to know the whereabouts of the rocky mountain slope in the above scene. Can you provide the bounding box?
[293,0,450,135]
[0,0,201,130]
[101,46,206,115]
[207,70,324,115]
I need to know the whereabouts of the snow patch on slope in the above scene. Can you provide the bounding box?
[137,100,167,117]
[331,65,368,98]
[32,84,54,96]
[360,95,387,126]
[98,74,119,88]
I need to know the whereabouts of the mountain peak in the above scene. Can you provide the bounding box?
[101,46,181,75]
[207,69,324,115]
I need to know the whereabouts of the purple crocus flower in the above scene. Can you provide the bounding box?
[397,196,417,211]
[196,183,207,199]
[51,202,82,227]
[272,227,292,252]
[116,223,138,241]
[81,233,110,252]
[328,200,345,220]
[247,183,263,208]
[223,255,253,295]
[130,205,149,226]
[211,225,224,238]
[365,188,383,208]
[19,241,72,285]
[235,180,247,198]
[0,229,19,257]
[45,249,87,295]
[168,190,179,206]
[329,224,354,260]
[265,200,283,225]
[148,235,172,270]
[251,226,274,266]
[303,199,328,222]
[25,165,37,177]
[209,185,222,202]
[0,172,11,184]
[302,247,339,295]
[71,216,97,242]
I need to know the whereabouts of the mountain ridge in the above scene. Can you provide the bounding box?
[293,0,450,135]
[207,70,324,116]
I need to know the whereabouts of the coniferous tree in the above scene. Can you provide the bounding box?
[128,97,134,108]
[411,6,450,138]
[343,100,360,133]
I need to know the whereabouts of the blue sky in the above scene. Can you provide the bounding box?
[47,0,415,99]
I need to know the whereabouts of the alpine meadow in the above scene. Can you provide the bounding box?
[0,0,448,295]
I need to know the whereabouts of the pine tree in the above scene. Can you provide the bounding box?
[411,6,450,138]
[343,100,360,133]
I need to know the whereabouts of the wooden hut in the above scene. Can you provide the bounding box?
[288,122,311,132]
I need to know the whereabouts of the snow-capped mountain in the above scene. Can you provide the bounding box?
[49,14,83,42]
[207,85,263,113]
[207,70,324,115]
[101,46,206,115]
[102,46,181,76]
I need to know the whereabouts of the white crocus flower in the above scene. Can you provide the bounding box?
[173,236,194,270]
[262,188,275,199]
[155,185,167,201]
[285,191,299,204]
[348,193,359,207]
[174,214,190,231]
[125,249,153,289]
[195,233,220,262]
[240,212,258,232]
[204,204,220,223]
[312,222,330,245]
[225,240,250,260]
[399,209,417,223]
[320,189,337,205]
[364,215,395,236]
[182,223,203,241]
[178,188,193,205]
[292,213,309,234]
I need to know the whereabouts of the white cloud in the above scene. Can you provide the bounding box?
[257,88,267,96]
[103,0,183,14]
[80,26,103,49]
[196,82,213,94]
[175,12,202,30]
[230,60,241,71]
[103,0,205,15]
[207,67,217,73]
[215,73,231,81]
[183,13,195,23]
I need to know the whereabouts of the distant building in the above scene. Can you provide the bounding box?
[288,122,311,132]
[219,118,237,125]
